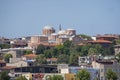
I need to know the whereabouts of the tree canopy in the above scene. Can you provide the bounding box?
[3,54,12,63]
[76,69,90,80]
[79,34,92,40]
[47,75,64,80]
[16,76,27,80]
[106,69,118,80]
[0,71,10,80]
[35,54,47,65]
[0,44,11,49]
[36,44,45,54]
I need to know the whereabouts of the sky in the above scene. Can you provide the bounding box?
[0,0,120,38]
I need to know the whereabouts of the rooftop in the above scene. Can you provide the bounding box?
[96,60,113,64]
[96,35,117,39]
[88,40,112,43]
[24,53,37,58]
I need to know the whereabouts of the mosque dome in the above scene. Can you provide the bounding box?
[43,25,54,30]
[42,25,55,35]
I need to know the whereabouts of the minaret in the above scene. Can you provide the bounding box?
[59,24,62,31]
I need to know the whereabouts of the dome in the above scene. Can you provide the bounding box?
[42,25,55,35]
[43,25,54,30]
[67,28,75,31]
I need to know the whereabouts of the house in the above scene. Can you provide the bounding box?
[22,53,37,60]
[96,35,117,41]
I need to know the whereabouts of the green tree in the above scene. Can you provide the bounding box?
[75,45,82,52]
[69,53,78,66]
[79,34,92,40]
[16,76,27,80]
[0,71,10,80]
[23,50,32,55]
[94,44,103,54]
[63,40,72,48]
[0,44,11,49]
[35,54,47,65]
[103,46,114,56]
[57,54,69,64]
[3,54,12,63]
[55,45,64,54]
[106,69,118,80]
[63,47,70,55]
[36,44,45,54]
[88,48,97,56]
[44,49,52,58]
[76,69,90,80]
[51,47,58,57]
[47,75,64,80]
[114,38,120,45]
[80,44,91,56]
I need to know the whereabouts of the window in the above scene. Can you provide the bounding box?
[101,76,103,80]
[101,69,103,72]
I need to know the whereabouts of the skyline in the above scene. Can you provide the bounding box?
[0,0,120,38]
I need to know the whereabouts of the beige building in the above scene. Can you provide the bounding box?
[48,33,58,41]
[92,60,120,80]
[42,26,55,35]
[29,35,48,47]
[31,35,48,43]
[56,36,69,44]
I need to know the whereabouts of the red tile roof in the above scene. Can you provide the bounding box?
[24,53,37,58]
[97,35,117,38]
[88,40,112,43]
[2,66,16,69]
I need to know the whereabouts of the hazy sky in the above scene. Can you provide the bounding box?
[0,0,120,38]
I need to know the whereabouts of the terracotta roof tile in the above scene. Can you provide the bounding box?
[24,54,37,58]
[97,35,117,38]
[88,40,112,43]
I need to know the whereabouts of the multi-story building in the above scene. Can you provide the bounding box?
[92,60,120,80]
[88,39,112,48]
[96,34,117,41]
